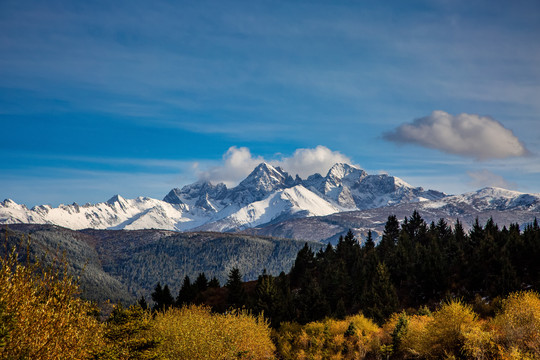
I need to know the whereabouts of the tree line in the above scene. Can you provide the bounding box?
[147,211,540,327]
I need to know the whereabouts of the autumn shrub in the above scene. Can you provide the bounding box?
[493,291,540,359]
[399,300,486,359]
[398,313,432,358]
[95,304,161,360]
[461,321,498,360]
[0,248,103,359]
[151,304,275,359]
[274,313,382,360]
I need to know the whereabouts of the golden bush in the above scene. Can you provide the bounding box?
[461,320,497,360]
[274,313,381,360]
[423,300,480,358]
[399,314,432,358]
[151,304,275,360]
[494,291,540,359]
[0,248,103,359]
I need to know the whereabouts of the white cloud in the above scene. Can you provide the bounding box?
[196,147,264,187]
[384,111,529,160]
[197,145,354,186]
[467,169,517,190]
[276,146,353,179]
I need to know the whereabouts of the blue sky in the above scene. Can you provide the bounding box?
[1,0,539,206]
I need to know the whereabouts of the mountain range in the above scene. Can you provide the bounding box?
[2,162,539,242]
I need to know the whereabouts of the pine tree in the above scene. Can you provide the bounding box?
[226,267,246,308]
[290,243,315,288]
[161,285,174,310]
[137,295,149,310]
[176,276,196,306]
[254,271,280,326]
[378,215,400,262]
[295,277,329,324]
[363,262,398,324]
[151,283,164,311]
[151,283,174,311]
[194,273,209,293]
[208,276,220,288]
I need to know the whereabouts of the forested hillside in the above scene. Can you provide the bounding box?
[0,225,322,301]
[82,229,324,296]
[0,224,134,303]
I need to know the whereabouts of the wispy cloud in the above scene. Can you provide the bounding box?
[384,111,530,160]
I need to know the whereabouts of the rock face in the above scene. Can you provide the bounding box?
[4,162,538,235]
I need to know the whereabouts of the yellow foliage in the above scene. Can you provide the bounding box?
[494,291,540,359]
[0,248,103,359]
[400,300,483,359]
[462,320,498,360]
[399,314,432,357]
[348,314,380,336]
[151,305,275,360]
[423,300,480,359]
[274,313,382,360]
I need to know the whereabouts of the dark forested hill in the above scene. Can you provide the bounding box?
[1,224,134,303]
[81,229,324,296]
[1,224,322,303]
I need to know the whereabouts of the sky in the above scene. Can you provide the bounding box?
[1,0,539,207]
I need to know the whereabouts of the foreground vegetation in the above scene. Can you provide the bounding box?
[2,213,540,359]
[275,292,540,359]
[0,247,274,359]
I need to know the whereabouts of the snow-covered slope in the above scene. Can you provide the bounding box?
[197,185,342,232]
[0,196,193,231]
[4,163,536,234]
[439,187,540,212]
[247,187,540,243]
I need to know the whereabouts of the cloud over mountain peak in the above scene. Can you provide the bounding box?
[196,145,354,186]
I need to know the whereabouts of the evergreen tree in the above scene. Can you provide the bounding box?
[290,243,315,288]
[194,273,209,293]
[254,271,281,327]
[226,267,246,308]
[176,276,196,306]
[364,230,375,251]
[137,295,149,310]
[100,305,160,359]
[336,229,360,272]
[295,277,329,324]
[363,262,398,324]
[378,215,400,262]
[208,276,220,288]
[151,282,174,311]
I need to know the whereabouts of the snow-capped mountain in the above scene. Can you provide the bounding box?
[246,187,540,244]
[2,162,538,236]
[303,163,444,209]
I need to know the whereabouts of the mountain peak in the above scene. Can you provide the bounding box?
[252,162,280,175]
[326,163,362,179]
[2,199,18,207]
[107,195,126,204]
[242,162,285,182]
[237,162,294,196]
